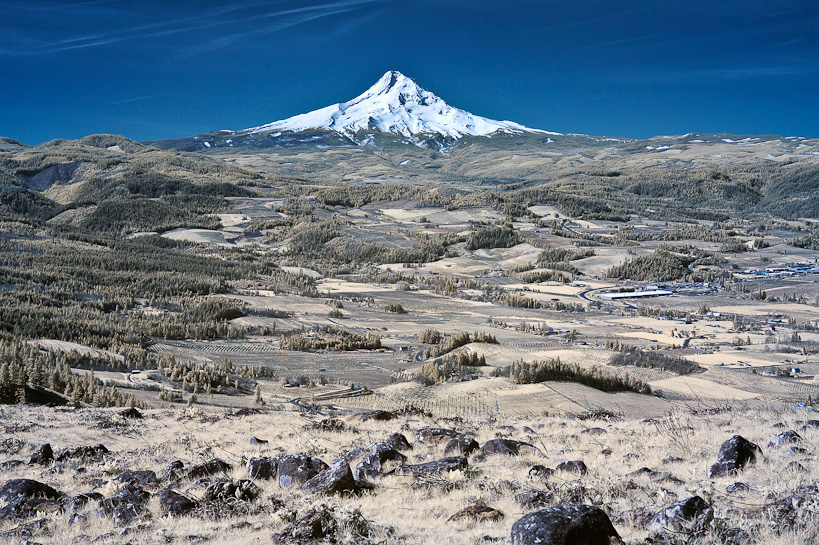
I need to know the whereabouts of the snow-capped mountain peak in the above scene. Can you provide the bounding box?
[244,71,557,140]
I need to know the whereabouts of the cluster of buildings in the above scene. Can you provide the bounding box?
[741,262,819,279]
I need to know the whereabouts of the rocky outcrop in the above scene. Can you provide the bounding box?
[483,438,541,456]
[398,456,468,475]
[276,455,329,488]
[302,461,360,495]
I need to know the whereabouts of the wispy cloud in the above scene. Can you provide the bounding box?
[0,0,382,57]
[111,92,177,105]
[624,64,819,85]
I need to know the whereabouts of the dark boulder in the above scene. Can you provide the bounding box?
[398,456,468,475]
[0,479,63,504]
[114,470,159,488]
[100,484,150,525]
[515,490,553,509]
[769,430,802,448]
[111,502,146,526]
[302,461,360,495]
[249,436,268,446]
[247,456,279,480]
[529,465,555,480]
[119,408,142,419]
[556,460,587,475]
[444,436,480,456]
[707,435,761,478]
[483,439,541,456]
[159,486,197,516]
[69,492,104,510]
[384,432,413,452]
[276,455,328,489]
[416,428,460,446]
[205,479,261,502]
[100,484,149,512]
[186,458,232,480]
[28,444,53,466]
[510,504,620,545]
[354,446,406,481]
[726,482,750,494]
[649,495,713,534]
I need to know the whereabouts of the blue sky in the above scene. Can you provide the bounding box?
[1,0,817,144]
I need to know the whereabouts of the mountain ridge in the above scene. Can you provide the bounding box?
[243,70,556,141]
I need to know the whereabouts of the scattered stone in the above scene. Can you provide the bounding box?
[276,455,329,489]
[302,460,360,495]
[119,408,142,420]
[247,456,279,480]
[114,470,159,488]
[528,465,555,480]
[448,501,504,523]
[799,419,819,431]
[621,453,639,462]
[768,430,802,448]
[232,408,261,417]
[515,490,553,509]
[205,479,261,502]
[398,456,468,475]
[707,435,761,478]
[444,436,480,456]
[661,456,684,464]
[771,422,787,429]
[0,460,24,471]
[305,418,346,433]
[55,444,109,462]
[649,495,713,534]
[581,427,607,436]
[249,436,269,446]
[600,448,612,456]
[785,461,807,473]
[483,439,541,456]
[186,459,232,480]
[510,504,620,545]
[100,484,150,526]
[556,460,587,475]
[159,487,197,516]
[28,444,53,466]
[416,428,459,446]
[351,410,396,422]
[273,505,338,542]
[522,426,538,435]
[784,446,808,456]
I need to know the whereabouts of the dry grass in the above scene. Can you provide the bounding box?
[1,402,818,544]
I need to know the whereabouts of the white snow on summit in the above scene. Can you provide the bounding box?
[245,71,556,140]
